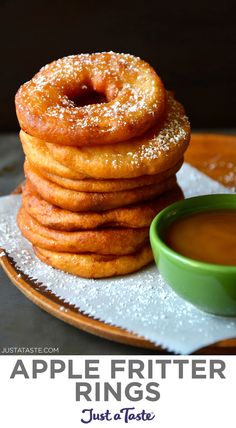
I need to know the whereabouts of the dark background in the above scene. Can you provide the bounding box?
[0,0,236,131]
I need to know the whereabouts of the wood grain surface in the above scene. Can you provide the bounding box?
[1,133,236,354]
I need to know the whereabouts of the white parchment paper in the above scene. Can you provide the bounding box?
[0,163,235,354]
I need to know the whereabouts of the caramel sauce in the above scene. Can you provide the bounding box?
[165,209,236,266]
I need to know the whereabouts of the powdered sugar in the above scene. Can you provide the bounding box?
[0,164,235,354]
[16,52,166,145]
[44,93,190,179]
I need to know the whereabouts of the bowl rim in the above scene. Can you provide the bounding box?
[150,193,236,273]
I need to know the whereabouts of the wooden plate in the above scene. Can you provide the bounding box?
[1,133,236,353]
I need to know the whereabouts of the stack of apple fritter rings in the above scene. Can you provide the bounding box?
[15,53,190,278]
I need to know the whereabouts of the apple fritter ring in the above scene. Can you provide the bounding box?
[41,94,190,179]
[24,163,177,212]
[15,52,166,146]
[20,132,85,179]
[17,207,149,255]
[26,158,183,193]
[34,245,153,278]
[22,180,183,231]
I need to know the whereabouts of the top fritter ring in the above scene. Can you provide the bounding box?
[15,52,166,146]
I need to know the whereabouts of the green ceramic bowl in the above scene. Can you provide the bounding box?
[150,194,236,316]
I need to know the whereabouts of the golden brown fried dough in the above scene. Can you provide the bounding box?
[15,52,190,278]
[22,180,183,230]
[16,53,166,146]
[41,94,190,179]
[24,162,177,212]
[34,245,153,278]
[17,207,149,255]
[20,131,85,179]
[30,159,183,192]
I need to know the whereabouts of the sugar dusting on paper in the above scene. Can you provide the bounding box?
[0,163,235,354]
